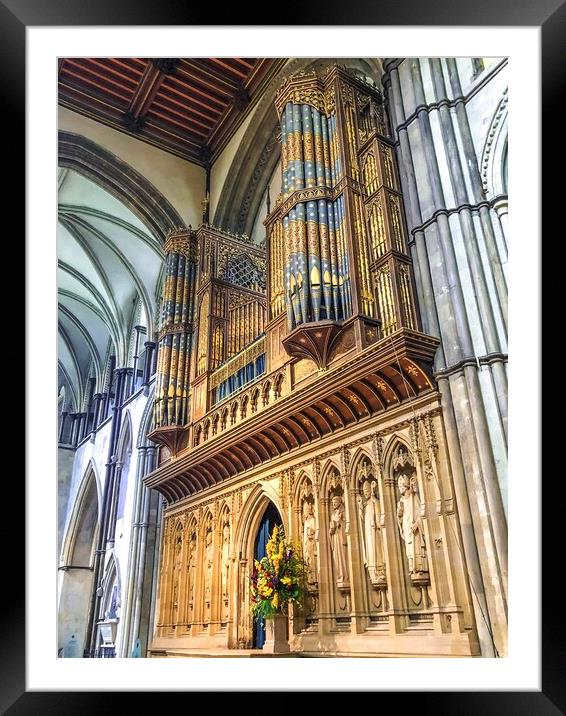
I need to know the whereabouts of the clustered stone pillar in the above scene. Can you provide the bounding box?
[142,341,156,395]
[85,366,130,654]
[119,442,160,657]
[382,58,508,656]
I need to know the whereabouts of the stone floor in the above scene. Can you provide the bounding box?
[159,649,300,658]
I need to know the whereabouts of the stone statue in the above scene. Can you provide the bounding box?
[221,521,231,599]
[187,534,197,611]
[302,501,318,587]
[358,480,386,586]
[396,473,428,579]
[204,529,213,603]
[329,495,349,585]
[172,535,182,613]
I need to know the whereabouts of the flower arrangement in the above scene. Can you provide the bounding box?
[250,525,306,619]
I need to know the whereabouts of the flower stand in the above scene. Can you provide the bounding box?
[262,613,290,654]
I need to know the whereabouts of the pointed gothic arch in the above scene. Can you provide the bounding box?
[58,131,185,244]
[58,463,101,656]
[60,462,101,568]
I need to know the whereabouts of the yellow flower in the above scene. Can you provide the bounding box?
[272,593,279,609]
[280,576,291,585]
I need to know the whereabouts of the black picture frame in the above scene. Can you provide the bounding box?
[12,0,557,710]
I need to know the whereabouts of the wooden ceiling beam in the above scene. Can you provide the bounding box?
[81,58,141,87]
[63,60,136,97]
[106,58,146,77]
[152,91,219,124]
[149,100,215,131]
[167,74,228,110]
[208,57,249,81]
[126,62,165,120]
[61,67,129,104]
[185,59,242,92]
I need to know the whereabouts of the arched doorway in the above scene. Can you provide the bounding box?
[252,501,282,648]
[58,467,100,656]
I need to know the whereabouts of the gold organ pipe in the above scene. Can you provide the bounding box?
[390,195,404,252]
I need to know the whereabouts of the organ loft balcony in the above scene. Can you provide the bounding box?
[144,324,439,505]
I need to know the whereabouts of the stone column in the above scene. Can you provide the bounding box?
[343,463,366,634]
[119,445,147,656]
[373,435,410,635]
[69,413,79,446]
[58,411,68,444]
[382,58,508,656]
[91,394,103,431]
[84,366,129,653]
[142,341,156,395]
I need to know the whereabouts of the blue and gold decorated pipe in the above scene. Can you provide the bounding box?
[173,254,185,326]
[302,104,316,189]
[312,107,326,188]
[326,200,340,320]
[306,200,322,322]
[321,114,332,188]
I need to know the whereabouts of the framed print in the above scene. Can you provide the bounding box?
[11,0,556,710]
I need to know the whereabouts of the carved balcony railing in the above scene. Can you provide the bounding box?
[144,329,441,505]
[193,364,288,447]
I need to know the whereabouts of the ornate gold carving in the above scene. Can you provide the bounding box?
[197,293,210,375]
[399,264,416,330]
[164,229,194,258]
[374,264,397,335]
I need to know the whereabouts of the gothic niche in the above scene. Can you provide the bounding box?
[171,525,183,626]
[187,530,197,624]
[356,458,387,589]
[220,515,231,623]
[300,480,318,591]
[328,468,350,592]
[392,445,429,587]
[203,523,214,623]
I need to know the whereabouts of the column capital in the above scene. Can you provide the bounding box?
[492,196,508,218]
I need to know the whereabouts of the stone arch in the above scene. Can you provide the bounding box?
[480,89,508,200]
[383,434,415,481]
[349,445,375,480]
[116,409,133,461]
[59,131,186,244]
[137,386,155,447]
[60,461,101,567]
[233,483,285,648]
[217,501,232,621]
[235,483,286,564]
[292,467,314,506]
[319,457,343,496]
[115,410,133,523]
[58,463,101,656]
[99,551,122,622]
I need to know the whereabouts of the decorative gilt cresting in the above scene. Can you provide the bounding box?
[149,228,197,455]
[265,65,419,369]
